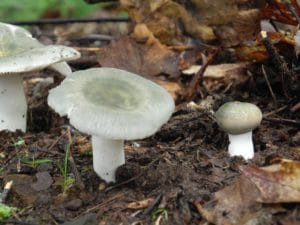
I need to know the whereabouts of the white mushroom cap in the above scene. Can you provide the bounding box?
[0,22,80,75]
[0,45,80,74]
[48,68,175,140]
[215,101,262,135]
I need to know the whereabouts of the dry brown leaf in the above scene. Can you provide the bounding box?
[239,159,300,203]
[155,79,182,101]
[121,0,264,46]
[97,36,180,78]
[183,63,251,92]
[195,159,300,225]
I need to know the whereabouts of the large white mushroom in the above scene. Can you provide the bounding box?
[0,22,80,132]
[48,68,175,182]
[215,101,262,160]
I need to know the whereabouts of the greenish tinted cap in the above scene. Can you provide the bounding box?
[215,101,262,134]
[48,68,175,140]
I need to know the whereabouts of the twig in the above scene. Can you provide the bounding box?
[68,155,85,190]
[66,129,85,190]
[143,193,163,215]
[73,47,103,52]
[0,180,13,203]
[263,117,300,127]
[84,0,118,3]
[0,220,38,225]
[291,101,300,112]
[286,1,300,24]
[263,105,287,117]
[261,65,278,108]
[8,16,130,26]
[260,31,296,98]
[185,48,219,101]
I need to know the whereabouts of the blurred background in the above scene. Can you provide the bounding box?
[0,0,105,21]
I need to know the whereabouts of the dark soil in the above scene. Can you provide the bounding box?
[0,70,299,225]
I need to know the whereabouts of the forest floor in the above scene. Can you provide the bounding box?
[0,18,300,225]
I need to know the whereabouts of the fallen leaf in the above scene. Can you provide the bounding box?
[121,0,264,46]
[239,159,300,203]
[183,63,251,92]
[97,36,180,78]
[195,159,300,225]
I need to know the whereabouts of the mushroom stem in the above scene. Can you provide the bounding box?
[91,136,125,182]
[228,132,254,160]
[0,74,27,131]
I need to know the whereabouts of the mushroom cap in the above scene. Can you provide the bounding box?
[0,45,80,74]
[215,101,262,134]
[0,22,80,75]
[48,68,175,140]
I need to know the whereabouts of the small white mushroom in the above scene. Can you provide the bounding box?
[0,22,81,132]
[48,68,175,182]
[215,101,262,160]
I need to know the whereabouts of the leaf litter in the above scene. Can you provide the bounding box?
[0,1,300,225]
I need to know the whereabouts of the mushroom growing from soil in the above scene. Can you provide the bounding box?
[0,22,80,132]
[48,68,175,182]
[215,101,262,160]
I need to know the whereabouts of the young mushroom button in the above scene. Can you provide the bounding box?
[215,101,262,160]
[47,67,175,183]
[0,22,80,132]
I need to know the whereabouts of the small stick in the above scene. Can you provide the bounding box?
[84,0,118,3]
[66,129,85,190]
[285,1,300,24]
[263,117,300,127]
[0,180,13,203]
[263,105,287,117]
[143,193,163,215]
[260,31,295,98]
[186,48,219,101]
[8,16,130,26]
[291,101,300,112]
[68,155,85,190]
[261,65,278,108]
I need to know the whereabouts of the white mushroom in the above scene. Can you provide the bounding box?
[215,101,262,160]
[0,22,81,132]
[48,68,175,182]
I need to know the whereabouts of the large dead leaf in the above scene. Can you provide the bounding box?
[195,159,300,225]
[239,159,300,203]
[97,35,180,78]
[120,0,264,46]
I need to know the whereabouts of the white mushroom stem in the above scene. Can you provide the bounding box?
[0,74,27,132]
[228,132,254,160]
[91,136,125,182]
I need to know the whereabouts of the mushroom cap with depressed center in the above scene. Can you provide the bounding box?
[48,68,175,140]
[215,101,262,135]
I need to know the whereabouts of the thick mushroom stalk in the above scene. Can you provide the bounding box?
[228,132,254,159]
[0,74,27,131]
[92,137,125,182]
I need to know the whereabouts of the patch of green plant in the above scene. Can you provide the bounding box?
[0,203,17,220]
[21,158,53,167]
[56,136,75,193]
[0,0,101,21]
[151,207,168,222]
[12,137,25,148]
